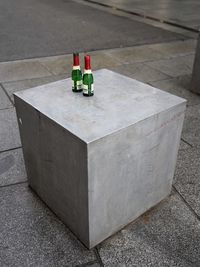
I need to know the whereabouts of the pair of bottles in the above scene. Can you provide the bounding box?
[71,53,94,97]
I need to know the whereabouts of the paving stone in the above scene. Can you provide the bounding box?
[0,148,26,186]
[0,108,21,152]
[174,146,200,217]
[128,64,170,83]
[146,54,195,77]
[0,183,96,267]
[82,262,101,267]
[39,55,72,75]
[86,51,121,70]
[0,85,13,109]
[149,39,197,59]
[182,104,200,146]
[98,190,200,267]
[179,140,191,150]
[150,75,200,106]
[2,74,67,102]
[105,46,165,64]
[110,62,170,83]
[0,61,51,82]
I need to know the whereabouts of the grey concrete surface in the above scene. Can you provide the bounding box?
[150,75,200,106]
[14,69,186,248]
[146,54,195,77]
[0,108,21,152]
[0,0,187,61]
[190,34,200,94]
[2,74,67,103]
[97,190,200,267]
[0,61,51,82]
[110,62,171,83]
[87,0,200,30]
[174,145,200,217]
[0,148,26,186]
[0,84,13,109]
[0,34,199,265]
[0,183,96,267]
[182,104,200,146]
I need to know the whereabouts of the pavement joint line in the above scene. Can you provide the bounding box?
[180,138,193,148]
[0,40,196,65]
[75,260,100,267]
[1,74,67,85]
[0,146,22,155]
[82,0,200,34]
[0,82,14,106]
[0,180,27,190]
[146,75,173,84]
[0,107,14,111]
[94,248,104,267]
[38,62,55,76]
[173,185,200,221]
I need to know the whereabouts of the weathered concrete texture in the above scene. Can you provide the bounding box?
[146,54,194,77]
[2,74,67,102]
[190,34,200,94]
[39,55,72,76]
[110,62,170,83]
[105,46,165,64]
[0,108,21,152]
[0,84,13,109]
[0,148,26,186]
[179,140,191,151]
[174,145,200,217]
[0,61,51,82]
[150,75,200,106]
[148,39,197,59]
[14,69,186,248]
[182,104,200,146]
[98,191,200,267]
[0,183,96,267]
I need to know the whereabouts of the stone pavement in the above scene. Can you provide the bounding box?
[0,36,200,266]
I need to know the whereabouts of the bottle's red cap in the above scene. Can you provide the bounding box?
[73,53,79,66]
[84,55,91,70]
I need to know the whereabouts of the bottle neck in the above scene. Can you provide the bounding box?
[84,69,92,74]
[73,65,80,70]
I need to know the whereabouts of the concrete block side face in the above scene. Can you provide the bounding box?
[14,96,89,247]
[191,34,200,94]
[88,103,186,248]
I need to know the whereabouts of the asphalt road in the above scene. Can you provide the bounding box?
[0,0,187,61]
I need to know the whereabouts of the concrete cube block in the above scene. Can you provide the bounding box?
[14,69,186,248]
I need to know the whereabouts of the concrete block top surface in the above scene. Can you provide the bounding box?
[14,69,186,143]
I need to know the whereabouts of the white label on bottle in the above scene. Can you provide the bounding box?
[72,79,82,90]
[83,84,94,94]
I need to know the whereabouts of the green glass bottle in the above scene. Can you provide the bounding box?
[71,53,82,92]
[83,55,94,97]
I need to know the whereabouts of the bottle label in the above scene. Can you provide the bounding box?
[83,83,94,94]
[72,79,82,90]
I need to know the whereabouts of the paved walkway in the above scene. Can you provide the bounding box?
[85,0,200,31]
[0,37,200,266]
